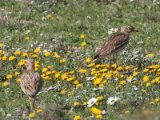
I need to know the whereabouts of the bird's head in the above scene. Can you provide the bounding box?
[25,59,35,70]
[120,25,138,33]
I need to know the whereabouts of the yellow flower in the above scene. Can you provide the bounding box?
[119,80,126,85]
[83,102,87,106]
[102,80,107,84]
[34,48,41,53]
[52,70,57,74]
[93,77,103,86]
[1,56,7,61]
[73,101,79,107]
[35,61,40,68]
[2,81,10,87]
[44,52,51,56]
[42,68,48,73]
[149,101,154,105]
[85,57,91,63]
[143,76,149,83]
[88,62,95,67]
[36,108,43,113]
[47,65,52,69]
[6,74,13,79]
[146,82,151,87]
[54,72,61,78]
[61,73,68,80]
[111,64,117,68]
[24,35,30,41]
[97,96,103,100]
[68,91,73,96]
[18,59,25,66]
[125,66,130,70]
[60,59,66,63]
[81,41,87,47]
[9,56,15,61]
[14,50,21,55]
[155,98,159,103]
[0,43,3,48]
[46,71,51,75]
[105,73,112,79]
[90,107,102,115]
[31,54,38,58]
[2,51,6,54]
[53,52,61,58]
[124,110,130,114]
[147,53,154,58]
[22,52,28,57]
[117,66,123,71]
[76,83,82,88]
[127,76,133,82]
[46,13,53,20]
[149,65,159,69]
[99,83,104,88]
[68,71,74,74]
[14,71,20,76]
[41,74,47,79]
[73,80,79,85]
[151,77,160,84]
[80,34,85,39]
[67,77,75,82]
[100,68,107,72]
[133,67,138,71]
[143,69,149,72]
[60,89,66,95]
[96,115,102,119]
[74,115,81,120]
[16,78,21,83]
[79,68,87,74]
[29,112,36,118]
[142,89,146,94]
[133,72,138,76]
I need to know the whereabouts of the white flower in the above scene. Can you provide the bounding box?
[47,86,54,91]
[25,30,31,34]
[6,113,11,117]
[93,87,104,91]
[86,77,94,81]
[132,86,139,91]
[129,0,134,2]
[107,96,120,105]
[87,97,98,107]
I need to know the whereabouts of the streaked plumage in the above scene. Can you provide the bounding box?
[93,25,138,62]
[20,59,42,109]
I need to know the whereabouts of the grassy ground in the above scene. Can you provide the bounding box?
[0,0,160,120]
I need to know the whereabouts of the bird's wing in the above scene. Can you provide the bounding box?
[20,72,42,97]
[32,72,42,95]
[95,33,129,58]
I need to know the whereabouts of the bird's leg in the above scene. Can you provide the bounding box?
[109,55,117,65]
[29,96,35,110]
[112,54,117,63]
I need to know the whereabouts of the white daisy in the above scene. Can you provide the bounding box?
[87,97,98,107]
[107,96,120,105]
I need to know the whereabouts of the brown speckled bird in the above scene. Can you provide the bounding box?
[20,59,42,109]
[93,25,138,62]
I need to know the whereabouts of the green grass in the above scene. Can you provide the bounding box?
[0,0,160,120]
